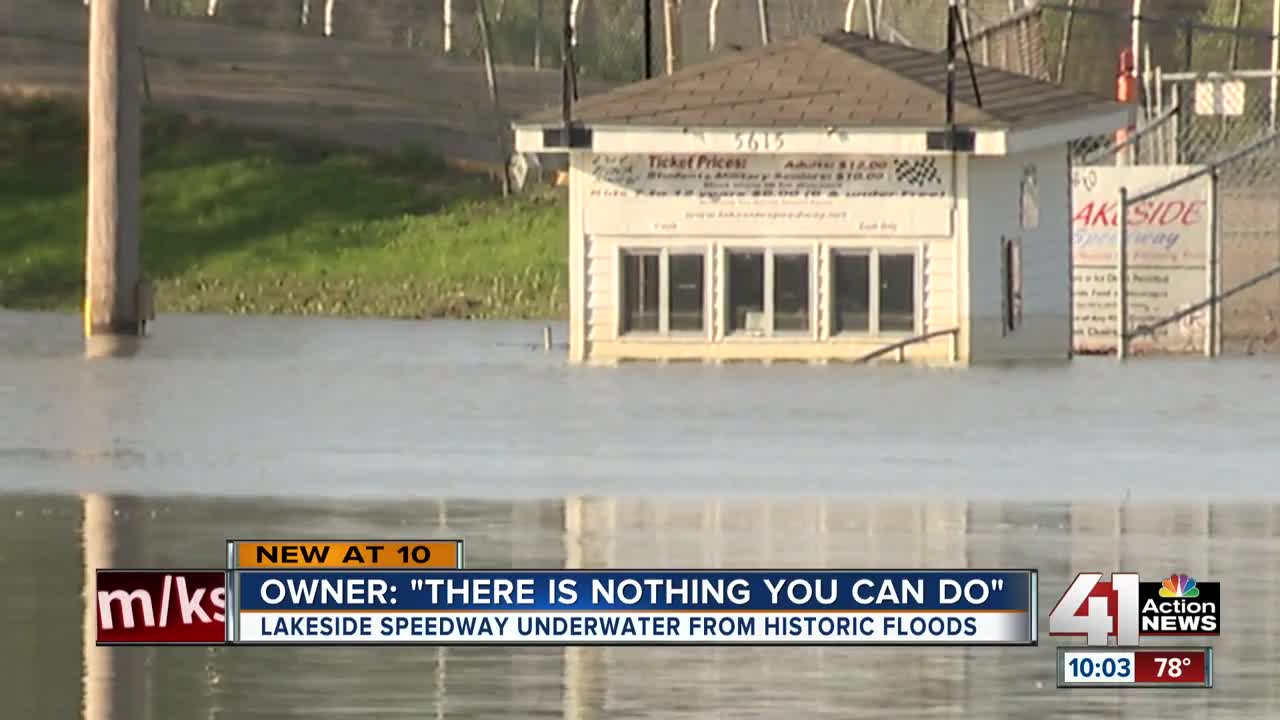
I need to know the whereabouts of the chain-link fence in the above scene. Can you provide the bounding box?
[1076,128,1280,356]
[1214,133,1280,352]
[1039,0,1280,96]
[1157,70,1280,162]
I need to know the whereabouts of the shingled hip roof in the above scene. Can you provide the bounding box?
[519,31,1130,132]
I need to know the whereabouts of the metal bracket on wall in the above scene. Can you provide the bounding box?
[926,128,976,151]
[543,125,594,149]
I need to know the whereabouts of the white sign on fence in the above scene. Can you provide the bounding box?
[1194,79,1246,116]
[1071,165,1211,354]
[583,154,954,237]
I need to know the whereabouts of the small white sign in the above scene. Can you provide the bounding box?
[1194,80,1245,116]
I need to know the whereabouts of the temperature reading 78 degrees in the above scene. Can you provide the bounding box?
[1154,656,1190,678]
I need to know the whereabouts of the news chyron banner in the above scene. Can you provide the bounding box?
[231,570,1037,645]
[95,540,1034,646]
[96,539,463,645]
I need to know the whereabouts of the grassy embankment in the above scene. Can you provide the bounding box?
[0,98,567,319]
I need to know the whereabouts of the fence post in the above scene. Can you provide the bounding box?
[1130,0,1142,81]
[1205,170,1218,357]
[756,0,770,45]
[1117,186,1129,360]
[1182,19,1194,72]
[1271,0,1279,129]
[534,0,543,68]
[1055,0,1076,84]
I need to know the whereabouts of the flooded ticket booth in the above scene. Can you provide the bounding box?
[513,32,1133,366]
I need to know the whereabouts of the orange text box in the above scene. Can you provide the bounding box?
[233,540,462,569]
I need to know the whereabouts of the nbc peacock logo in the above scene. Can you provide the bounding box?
[1159,574,1200,598]
[1137,571,1219,636]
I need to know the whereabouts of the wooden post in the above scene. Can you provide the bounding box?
[83,494,146,720]
[85,0,143,343]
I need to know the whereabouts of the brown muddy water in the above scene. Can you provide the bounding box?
[1,310,1277,719]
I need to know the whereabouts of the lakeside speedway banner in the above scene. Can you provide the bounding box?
[1071,165,1212,354]
[95,540,1038,646]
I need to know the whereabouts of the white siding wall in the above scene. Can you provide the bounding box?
[924,241,956,336]
[585,236,615,343]
[573,151,963,364]
[964,145,1073,362]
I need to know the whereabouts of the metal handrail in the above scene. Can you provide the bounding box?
[856,327,960,364]
[1125,265,1280,341]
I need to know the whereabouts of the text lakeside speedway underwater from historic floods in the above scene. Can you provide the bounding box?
[232,570,1037,644]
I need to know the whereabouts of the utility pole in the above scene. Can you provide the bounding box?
[85,0,146,348]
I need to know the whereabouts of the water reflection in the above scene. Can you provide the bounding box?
[1,493,1276,718]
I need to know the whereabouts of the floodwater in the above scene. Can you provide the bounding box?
[1,310,1278,719]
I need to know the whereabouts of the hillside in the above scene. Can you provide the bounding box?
[0,98,568,318]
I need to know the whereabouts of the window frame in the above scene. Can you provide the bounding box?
[1001,236,1024,335]
[720,244,819,341]
[828,245,923,338]
[616,245,712,340]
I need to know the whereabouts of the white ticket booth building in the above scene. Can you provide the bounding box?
[514,32,1133,366]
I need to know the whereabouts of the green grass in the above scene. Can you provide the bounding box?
[0,97,568,319]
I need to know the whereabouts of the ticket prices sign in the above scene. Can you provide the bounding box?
[584,154,955,238]
[1070,165,1212,354]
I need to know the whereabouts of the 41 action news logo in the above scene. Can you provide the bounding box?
[1048,572,1220,646]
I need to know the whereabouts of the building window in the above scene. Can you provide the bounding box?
[831,251,871,334]
[1002,237,1023,334]
[621,251,659,333]
[668,253,705,332]
[726,249,813,336]
[619,249,707,336]
[831,249,918,336]
[879,253,916,333]
[727,251,766,334]
[773,253,811,332]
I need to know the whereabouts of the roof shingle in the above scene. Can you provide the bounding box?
[521,31,1128,130]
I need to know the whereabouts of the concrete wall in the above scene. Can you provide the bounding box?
[965,144,1073,363]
